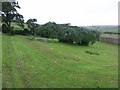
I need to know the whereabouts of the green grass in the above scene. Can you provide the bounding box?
[2,34,118,88]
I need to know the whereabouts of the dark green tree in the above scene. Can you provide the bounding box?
[26,18,39,35]
[1,1,24,34]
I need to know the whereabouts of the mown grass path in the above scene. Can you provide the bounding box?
[2,34,118,88]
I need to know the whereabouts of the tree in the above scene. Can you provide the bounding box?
[35,21,100,46]
[14,13,24,29]
[26,18,39,35]
[35,22,59,39]
[1,1,24,34]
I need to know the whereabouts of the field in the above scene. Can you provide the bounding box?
[85,25,118,33]
[100,34,119,39]
[2,34,118,88]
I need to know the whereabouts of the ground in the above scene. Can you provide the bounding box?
[2,34,118,88]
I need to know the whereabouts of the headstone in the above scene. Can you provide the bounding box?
[43,38,48,43]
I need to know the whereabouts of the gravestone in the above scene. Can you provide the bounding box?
[43,38,48,43]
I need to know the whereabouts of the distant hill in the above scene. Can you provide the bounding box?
[83,25,118,33]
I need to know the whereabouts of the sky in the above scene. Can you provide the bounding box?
[17,0,119,26]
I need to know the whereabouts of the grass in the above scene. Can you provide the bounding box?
[2,34,118,88]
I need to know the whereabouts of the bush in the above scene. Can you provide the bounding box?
[12,28,30,35]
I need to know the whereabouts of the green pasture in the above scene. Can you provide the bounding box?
[2,34,118,88]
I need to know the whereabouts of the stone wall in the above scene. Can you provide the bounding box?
[99,37,120,44]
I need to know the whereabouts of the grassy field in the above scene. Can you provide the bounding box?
[2,34,118,88]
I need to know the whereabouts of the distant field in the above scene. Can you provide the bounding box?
[100,34,119,39]
[84,25,118,33]
[2,34,118,88]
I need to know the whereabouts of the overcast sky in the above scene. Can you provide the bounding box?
[17,0,119,26]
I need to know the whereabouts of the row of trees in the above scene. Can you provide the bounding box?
[35,22,100,46]
[1,1,100,46]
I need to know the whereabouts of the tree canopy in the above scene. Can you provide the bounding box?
[35,22,101,46]
[1,0,24,34]
[26,18,39,35]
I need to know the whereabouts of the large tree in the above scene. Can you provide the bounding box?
[1,0,24,34]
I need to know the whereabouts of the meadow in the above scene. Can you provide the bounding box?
[2,34,118,88]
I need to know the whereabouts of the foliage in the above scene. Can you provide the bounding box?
[26,18,39,35]
[12,28,30,35]
[35,22,101,46]
[1,1,24,34]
